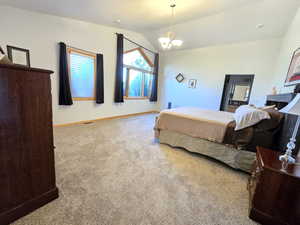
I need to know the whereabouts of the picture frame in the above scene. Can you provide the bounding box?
[285,47,300,86]
[188,79,197,88]
[7,45,31,67]
[176,73,184,83]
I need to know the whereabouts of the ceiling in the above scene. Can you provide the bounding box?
[1,0,300,50]
[146,0,300,50]
[0,0,262,31]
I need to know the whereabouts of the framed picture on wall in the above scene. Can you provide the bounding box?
[188,79,197,88]
[7,45,31,67]
[176,73,184,83]
[285,47,300,86]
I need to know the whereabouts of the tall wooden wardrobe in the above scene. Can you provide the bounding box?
[0,64,58,225]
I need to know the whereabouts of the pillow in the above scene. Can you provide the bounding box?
[258,105,277,110]
[234,105,271,131]
[255,108,283,131]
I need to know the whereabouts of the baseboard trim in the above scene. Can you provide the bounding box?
[0,187,59,225]
[53,111,160,127]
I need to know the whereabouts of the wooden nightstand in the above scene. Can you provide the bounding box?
[248,147,300,225]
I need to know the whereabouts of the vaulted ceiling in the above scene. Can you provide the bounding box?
[1,0,300,50]
[145,0,300,50]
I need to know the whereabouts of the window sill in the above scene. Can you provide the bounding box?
[124,97,149,100]
[73,97,95,101]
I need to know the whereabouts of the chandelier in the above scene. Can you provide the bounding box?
[158,2,183,50]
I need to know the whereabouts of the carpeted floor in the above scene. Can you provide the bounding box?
[12,113,258,225]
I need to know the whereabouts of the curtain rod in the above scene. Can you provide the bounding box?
[115,33,158,55]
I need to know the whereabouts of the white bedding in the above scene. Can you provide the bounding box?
[155,107,235,143]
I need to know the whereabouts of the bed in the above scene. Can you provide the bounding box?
[154,107,283,172]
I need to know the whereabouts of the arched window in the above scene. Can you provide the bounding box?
[123,48,154,99]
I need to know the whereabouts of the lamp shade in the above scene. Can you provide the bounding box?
[280,93,300,115]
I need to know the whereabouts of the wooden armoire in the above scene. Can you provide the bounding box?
[0,64,58,225]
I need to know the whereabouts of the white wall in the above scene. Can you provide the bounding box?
[0,6,158,125]
[159,39,282,110]
[272,7,300,93]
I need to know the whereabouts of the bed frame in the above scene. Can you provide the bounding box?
[157,130,256,173]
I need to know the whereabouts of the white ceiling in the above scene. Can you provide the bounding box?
[146,0,300,50]
[0,0,263,31]
[1,0,300,50]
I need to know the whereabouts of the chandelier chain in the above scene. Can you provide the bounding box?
[158,0,183,50]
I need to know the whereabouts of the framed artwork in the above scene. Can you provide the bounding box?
[7,45,31,67]
[188,79,197,88]
[176,73,184,83]
[285,47,300,86]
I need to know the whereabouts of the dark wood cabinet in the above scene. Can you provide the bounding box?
[248,147,300,225]
[0,64,58,225]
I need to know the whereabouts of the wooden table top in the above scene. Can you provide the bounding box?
[257,146,300,178]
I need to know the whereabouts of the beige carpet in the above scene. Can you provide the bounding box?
[13,113,258,225]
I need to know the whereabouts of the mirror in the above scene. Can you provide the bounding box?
[220,74,254,112]
[232,85,250,101]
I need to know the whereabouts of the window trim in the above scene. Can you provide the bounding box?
[67,47,97,101]
[123,66,154,100]
[123,48,154,100]
[124,97,149,100]
[124,47,154,68]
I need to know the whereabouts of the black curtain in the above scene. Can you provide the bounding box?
[150,53,159,102]
[59,42,73,105]
[114,33,124,103]
[96,54,104,104]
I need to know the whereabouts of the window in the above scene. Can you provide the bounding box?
[123,48,154,99]
[68,48,96,101]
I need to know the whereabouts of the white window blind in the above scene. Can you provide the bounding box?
[69,51,95,99]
